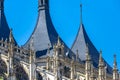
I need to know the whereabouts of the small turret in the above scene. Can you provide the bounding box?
[90,63,95,80]
[85,44,91,80]
[99,50,104,66]
[53,37,64,80]
[54,36,64,57]
[98,50,105,80]
[113,54,119,80]
[46,43,50,70]
[70,60,75,80]
[8,29,16,80]
[9,29,15,44]
[76,49,79,61]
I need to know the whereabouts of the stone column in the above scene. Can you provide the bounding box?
[113,54,119,80]
[29,36,36,80]
[7,29,16,80]
[98,50,105,80]
[85,44,91,80]
[71,60,74,80]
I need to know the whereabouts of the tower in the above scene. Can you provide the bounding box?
[71,4,112,74]
[113,54,119,80]
[24,0,74,58]
[53,37,64,80]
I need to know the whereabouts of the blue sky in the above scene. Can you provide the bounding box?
[4,0,120,69]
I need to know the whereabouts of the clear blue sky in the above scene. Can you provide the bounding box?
[4,0,120,69]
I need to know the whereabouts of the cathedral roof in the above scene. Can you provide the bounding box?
[24,0,75,58]
[0,0,10,40]
[0,0,17,44]
[71,4,112,74]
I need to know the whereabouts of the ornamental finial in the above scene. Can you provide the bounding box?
[80,4,82,24]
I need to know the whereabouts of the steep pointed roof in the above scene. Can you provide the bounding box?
[0,0,17,44]
[72,24,100,66]
[0,0,10,40]
[71,4,112,73]
[24,0,75,58]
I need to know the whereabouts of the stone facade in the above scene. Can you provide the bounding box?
[0,0,119,80]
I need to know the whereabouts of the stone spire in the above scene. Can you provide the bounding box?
[9,29,14,44]
[57,36,61,46]
[86,44,91,61]
[90,63,95,80]
[99,50,104,66]
[85,44,91,80]
[80,4,82,24]
[98,50,105,80]
[71,3,112,74]
[113,54,119,80]
[113,54,117,70]
[76,49,79,61]
[53,38,65,80]
[8,29,16,80]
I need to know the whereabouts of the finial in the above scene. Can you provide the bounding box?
[99,50,105,67]
[30,35,34,51]
[47,43,50,54]
[10,28,13,37]
[99,50,102,61]
[57,36,61,46]
[114,54,116,60]
[113,54,117,68]
[76,49,79,60]
[86,43,89,55]
[9,28,14,43]
[76,49,78,56]
[86,43,91,60]
[80,3,82,24]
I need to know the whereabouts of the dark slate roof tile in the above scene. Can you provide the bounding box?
[71,24,112,74]
[24,1,75,59]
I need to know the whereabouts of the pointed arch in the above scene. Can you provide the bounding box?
[0,59,7,80]
[36,71,43,80]
[14,64,29,80]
